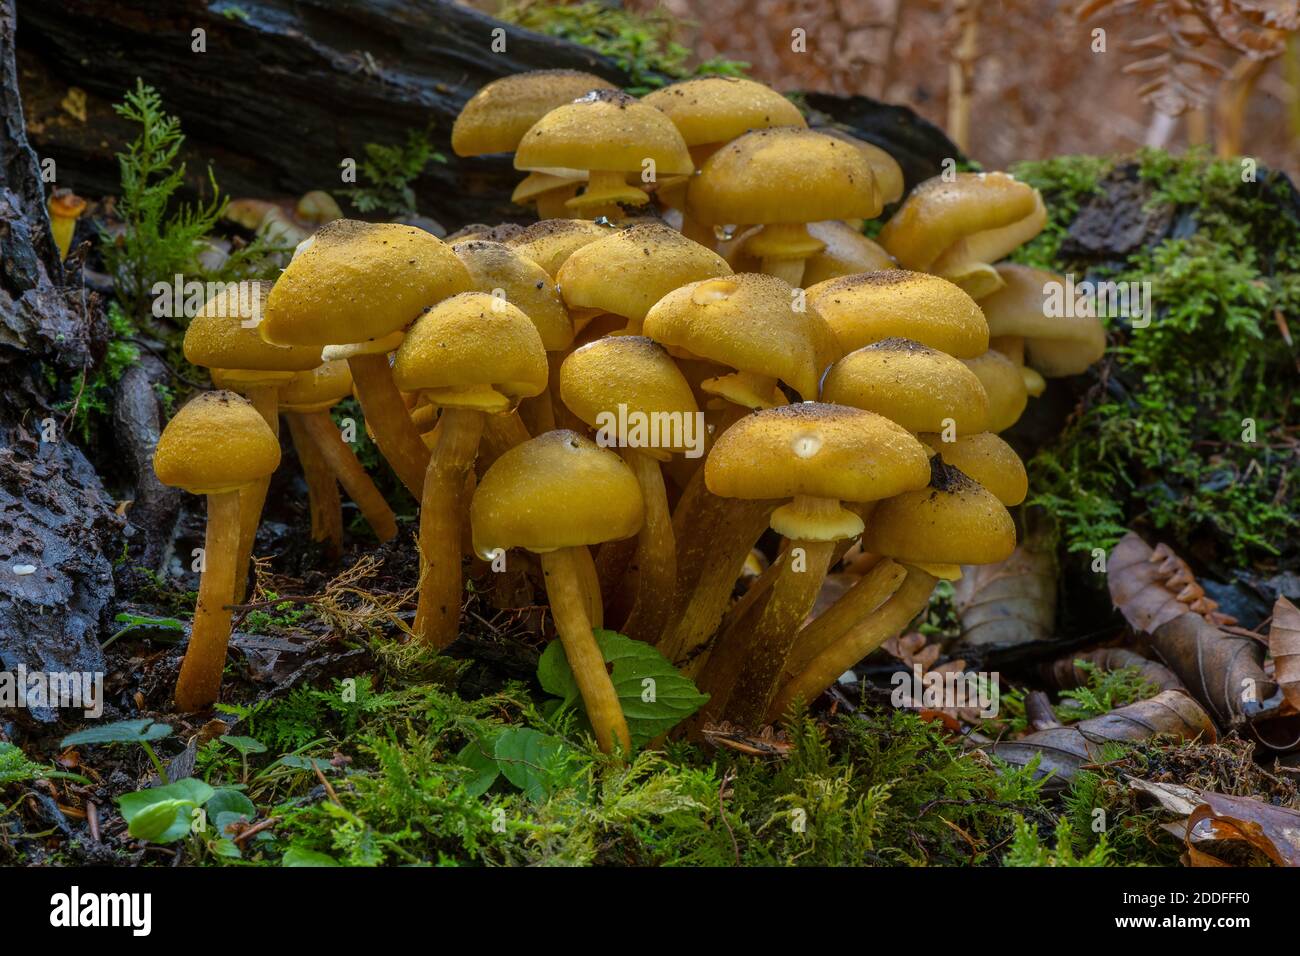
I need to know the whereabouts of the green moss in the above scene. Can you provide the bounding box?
[1012,149,1300,564]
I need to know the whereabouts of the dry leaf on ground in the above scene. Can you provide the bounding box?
[952,521,1057,650]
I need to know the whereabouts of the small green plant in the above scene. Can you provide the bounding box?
[1056,662,1159,723]
[1004,815,1116,866]
[62,718,174,782]
[342,129,445,218]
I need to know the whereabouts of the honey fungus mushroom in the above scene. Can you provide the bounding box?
[978,263,1106,384]
[262,219,471,499]
[515,90,693,220]
[471,430,643,753]
[393,292,547,647]
[153,391,281,711]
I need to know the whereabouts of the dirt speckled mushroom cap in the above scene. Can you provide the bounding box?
[921,431,1027,506]
[821,338,990,434]
[452,239,574,350]
[515,90,693,176]
[278,360,354,413]
[705,403,931,540]
[504,218,615,277]
[641,76,806,147]
[643,273,840,403]
[451,70,617,156]
[863,458,1016,565]
[560,337,699,461]
[798,222,896,286]
[962,349,1028,433]
[979,263,1106,376]
[153,390,281,495]
[393,292,547,413]
[184,280,321,381]
[806,270,989,357]
[558,223,730,325]
[687,128,882,226]
[262,220,471,348]
[470,429,643,555]
[815,128,905,205]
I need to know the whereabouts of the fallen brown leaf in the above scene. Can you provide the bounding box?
[1108,533,1237,632]
[952,517,1057,649]
[1186,792,1300,867]
[1149,612,1276,725]
[1270,596,1300,712]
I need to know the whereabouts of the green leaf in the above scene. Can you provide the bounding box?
[219,735,267,755]
[210,837,242,859]
[0,742,44,787]
[537,630,709,748]
[118,778,214,823]
[282,846,339,867]
[492,728,576,802]
[206,788,255,821]
[62,718,172,747]
[126,800,194,843]
[456,733,502,798]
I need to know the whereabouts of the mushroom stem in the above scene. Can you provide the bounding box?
[573,543,604,629]
[413,406,483,646]
[347,352,432,498]
[297,410,398,542]
[541,547,632,754]
[620,448,675,643]
[174,491,242,711]
[233,385,279,603]
[782,558,906,678]
[716,539,837,727]
[769,567,937,720]
[480,410,532,470]
[285,412,343,559]
[759,255,806,288]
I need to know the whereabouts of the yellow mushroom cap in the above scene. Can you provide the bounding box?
[641,76,806,147]
[392,291,547,412]
[279,360,354,413]
[184,280,321,377]
[452,239,574,350]
[706,403,931,539]
[798,222,896,286]
[153,390,281,495]
[559,336,699,461]
[821,338,990,434]
[816,129,905,205]
[515,90,693,176]
[863,458,1016,565]
[806,269,989,357]
[962,349,1028,433]
[451,70,617,156]
[643,273,840,402]
[262,220,471,347]
[470,429,643,555]
[504,218,615,277]
[979,264,1106,376]
[557,223,730,324]
[687,128,882,226]
[920,431,1027,506]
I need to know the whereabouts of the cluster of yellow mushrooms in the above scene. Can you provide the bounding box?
[151,71,1105,751]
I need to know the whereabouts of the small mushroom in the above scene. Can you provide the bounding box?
[698,403,931,726]
[515,90,693,220]
[503,218,615,278]
[153,391,281,711]
[962,349,1029,432]
[686,128,882,286]
[978,263,1106,381]
[920,431,1027,506]
[470,430,643,753]
[261,219,472,498]
[393,292,548,646]
[47,189,87,261]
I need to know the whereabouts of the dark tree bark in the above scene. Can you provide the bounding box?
[0,0,118,724]
[19,0,961,228]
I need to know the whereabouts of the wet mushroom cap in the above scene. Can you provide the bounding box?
[184,280,322,376]
[515,90,693,176]
[641,76,806,146]
[920,431,1027,506]
[798,222,896,286]
[806,269,989,357]
[278,360,354,413]
[979,263,1106,376]
[153,390,281,495]
[392,292,548,407]
[451,70,618,156]
[470,429,643,556]
[643,273,840,401]
[262,219,471,347]
[877,171,1040,272]
[504,218,615,277]
[821,338,990,434]
[559,336,700,460]
[705,402,931,504]
[863,458,1016,565]
[557,223,731,324]
[452,239,574,350]
[962,349,1028,433]
[687,128,882,225]
[814,128,905,205]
